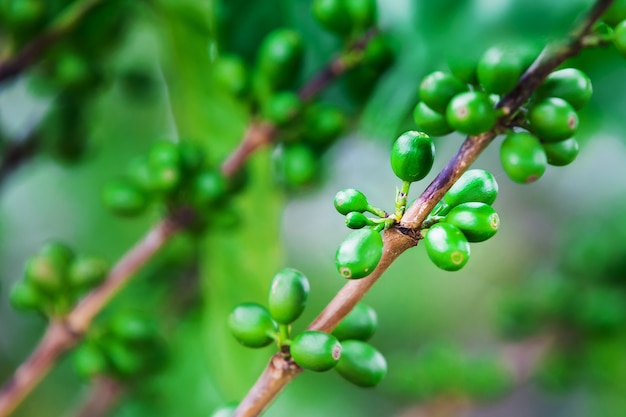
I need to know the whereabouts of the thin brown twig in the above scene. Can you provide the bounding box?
[233,1,613,415]
[71,377,125,417]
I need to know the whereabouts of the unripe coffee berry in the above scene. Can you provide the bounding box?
[214,55,248,97]
[446,91,496,135]
[265,92,301,126]
[346,0,377,31]
[390,131,435,182]
[332,303,378,341]
[535,68,592,110]
[312,0,351,35]
[413,102,453,137]
[528,97,578,142]
[258,29,303,88]
[9,281,45,312]
[334,189,369,215]
[290,331,341,372]
[335,229,383,279]
[275,145,318,187]
[228,303,277,348]
[500,131,547,184]
[477,46,525,94]
[424,223,471,271]
[443,169,498,208]
[345,212,370,229]
[419,71,468,114]
[542,137,579,167]
[73,343,108,379]
[103,179,149,217]
[268,268,310,325]
[335,340,387,387]
[68,256,108,290]
[445,202,499,242]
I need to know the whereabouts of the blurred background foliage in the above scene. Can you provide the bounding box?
[1,0,626,416]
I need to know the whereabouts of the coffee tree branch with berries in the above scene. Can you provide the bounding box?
[1,0,626,416]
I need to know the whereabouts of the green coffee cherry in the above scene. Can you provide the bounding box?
[214,55,248,96]
[268,268,310,325]
[424,223,471,272]
[447,53,479,85]
[9,281,45,312]
[528,97,578,142]
[614,20,626,57]
[346,0,377,31]
[192,170,228,207]
[543,137,579,166]
[103,179,149,217]
[335,340,386,387]
[419,71,468,114]
[477,46,525,94]
[500,131,547,184]
[105,340,143,377]
[445,202,499,242]
[304,105,346,147]
[345,212,371,229]
[446,91,496,135]
[275,144,318,187]
[312,0,351,35]
[412,102,453,137]
[258,29,303,88]
[290,331,341,372]
[24,254,66,294]
[332,303,377,341]
[68,256,108,290]
[265,92,301,126]
[126,156,154,193]
[390,131,435,182]
[178,141,206,174]
[602,0,626,25]
[535,68,592,110]
[73,343,108,379]
[335,229,383,279]
[443,169,498,208]
[109,313,158,342]
[334,189,369,215]
[228,303,277,348]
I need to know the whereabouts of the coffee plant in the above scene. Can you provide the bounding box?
[1,0,626,416]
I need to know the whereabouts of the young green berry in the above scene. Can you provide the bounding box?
[258,29,303,88]
[214,55,248,96]
[109,313,158,342]
[304,105,346,147]
[446,53,479,84]
[103,179,149,217]
[446,91,497,135]
[275,144,318,187]
[345,212,371,229]
[542,137,579,167]
[105,340,143,377]
[614,20,626,57]
[419,71,468,114]
[178,141,206,174]
[412,102,453,137]
[265,91,301,126]
[334,189,369,215]
[445,202,499,242]
[443,169,498,208]
[335,229,383,279]
[126,156,154,193]
[602,0,626,26]
[228,303,277,348]
[477,46,525,94]
[335,340,387,387]
[9,281,45,312]
[73,343,108,379]
[346,0,377,31]
[24,254,67,294]
[528,97,578,142]
[390,131,435,182]
[312,0,351,35]
[535,68,592,110]
[192,170,228,207]
[424,223,471,272]
[332,303,378,341]
[68,256,108,290]
[290,331,341,372]
[268,268,310,325]
[500,131,547,184]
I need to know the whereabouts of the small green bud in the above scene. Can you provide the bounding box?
[334,189,369,215]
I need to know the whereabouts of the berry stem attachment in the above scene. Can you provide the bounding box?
[393,181,411,221]
[277,324,291,349]
[365,205,388,219]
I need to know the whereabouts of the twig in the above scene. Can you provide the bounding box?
[233,1,613,416]
[71,377,125,417]
[0,134,39,188]
[0,0,104,83]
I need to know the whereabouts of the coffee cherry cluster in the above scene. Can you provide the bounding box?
[334,131,435,279]
[73,312,166,380]
[102,140,240,226]
[228,268,386,386]
[9,241,108,317]
[414,45,593,184]
[312,0,377,39]
[421,169,500,272]
[389,342,511,401]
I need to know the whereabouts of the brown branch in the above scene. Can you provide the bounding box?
[72,377,125,417]
[0,0,104,83]
[0,135,39,188]
[233,1,613,415]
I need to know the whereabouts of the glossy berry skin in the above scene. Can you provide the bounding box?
[290,331,341,372]
[542,137,579,166]
[332,303,378,341]
[614,20,626,57]
[265,91,301,126]
[228,303,277,348]
[312,0,351,35]
[390,131,435,182]
[9,281,45,312]
[413,102,453,136]
[424,223,471,272]
[304,105,346,147]
[192,170,228,207]
[446,91,496,135]
[109,314,157,342]
[500,132,547,184]
[346,0,377,31]
[445,202,499,242]
[535,68,592,110]
[335,340,387,387]
[477,46,524,94]
[335,229,383,279]
[258,29,303,88]
[73,343,108,379]
[334,189,369,215]
[24,254,66,294]
[275,145,318,187]
[419,71,468,114]
[214,55,248,96]
[68,256,108,290]
[345,212,369,229]
[528,98,578,142]
[268,268,310,325]
[447,53,479,84]
[443,169,498,208]
[103,179,148,217]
